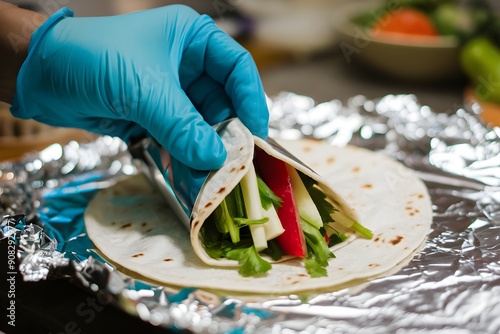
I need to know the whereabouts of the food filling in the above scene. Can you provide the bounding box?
[200,147,373,277]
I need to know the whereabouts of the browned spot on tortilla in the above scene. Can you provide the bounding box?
[192,220,199,228]
[404,247,409,250]
[374,237,380,242]
[389,235,403,245]
[409,212,415,216]
[352,167,360,172]
[362,183,373,189]
[405,207,412,210]
[297,274,308,277]
[240,165,246,170]
[415,209,420,213]
[132,253,144,258]
[163,258,173,262]
[418,194,424,198]
[407,201,413,204]
[218,187,226,194]
[205,202,213,208]
[369,263,380,267]
[229,167,236,173]
[120,223,132,229]
[285,277,300,284]
[302,146,312,152]
[141,222,147,227]
[338,268,344,270]
[327,156,335,164]
[239,147,244,151]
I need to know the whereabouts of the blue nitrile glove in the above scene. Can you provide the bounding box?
[11,5,268,170]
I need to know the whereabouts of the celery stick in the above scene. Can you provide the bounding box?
[261,204,285,241]
[331,210,373,239]
[256,175,284,240]
[351,222,373,239]
[286,165,323,229]
[213,202,229,234]
[224,187,243,243]
[240,163,268,251]
[232,184,245,218]
[220,199,240,244]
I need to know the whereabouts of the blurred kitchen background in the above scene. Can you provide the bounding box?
[2,0,500,161]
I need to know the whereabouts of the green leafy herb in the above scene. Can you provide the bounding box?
[226,245,272,277]
[200,217,225,259]
[301,219,335,278]
[257,175,282,210]
[263,239,284,261]
[233,217,269,226]
[304,231,335,266]
[201,216,272,277]
[328,232,348,247]
[214,199,241,243]
[308,186,336,224]
[298,173,336,225]
[213,200,229,234]
[211,184,250,244]
[304,257,327,278]
[299,172,315,189]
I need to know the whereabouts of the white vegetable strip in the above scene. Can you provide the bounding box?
[332,209,373,238]
[286,165,323,229]
[261,204,285,241]
[331,210,354,228]
[240,163,268,251]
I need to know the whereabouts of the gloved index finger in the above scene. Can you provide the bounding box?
[135,84,227,171]
[185,16,269,139]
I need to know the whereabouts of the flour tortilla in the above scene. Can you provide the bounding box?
[187,119,361,266]
[84,137,432,295]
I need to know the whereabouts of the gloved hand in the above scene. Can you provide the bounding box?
[11,5,268,170]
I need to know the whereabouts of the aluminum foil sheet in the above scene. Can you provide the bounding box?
[1,93,499,333]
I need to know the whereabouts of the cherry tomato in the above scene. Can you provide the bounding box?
[373,8,439,37]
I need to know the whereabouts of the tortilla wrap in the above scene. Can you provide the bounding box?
[186,120,361,267]
[84,127,432,294]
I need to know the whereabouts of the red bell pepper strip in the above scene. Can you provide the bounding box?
[254,148,307,257]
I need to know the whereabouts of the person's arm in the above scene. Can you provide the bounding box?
[0,2,47,104]
[8,4,269,170]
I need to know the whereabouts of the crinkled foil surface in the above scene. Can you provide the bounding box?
[1,93,499,333]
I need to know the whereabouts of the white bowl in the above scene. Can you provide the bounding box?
[336,2,461,82]
[234,0,351,56]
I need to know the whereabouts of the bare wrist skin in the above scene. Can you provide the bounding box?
[0,2,48,104]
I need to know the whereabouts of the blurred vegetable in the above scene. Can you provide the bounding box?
[385,0,453,13]
[431,3,489,41]
[372,8,439,37]
[460,36,500,104]
[482,14,500,47]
